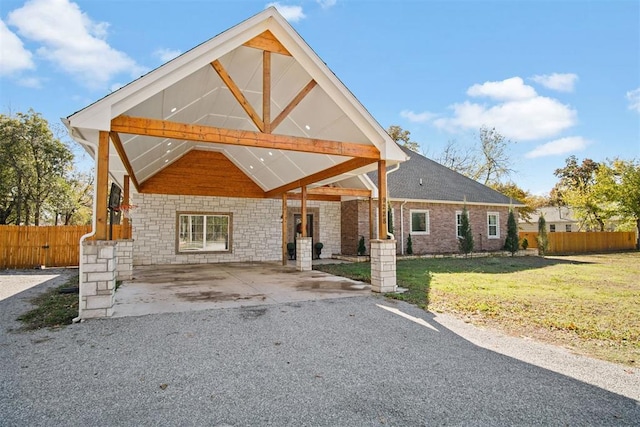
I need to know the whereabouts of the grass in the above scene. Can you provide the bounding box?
[17,275,79,330]
[315,252,640,366]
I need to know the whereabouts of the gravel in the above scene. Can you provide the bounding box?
[1,270,639,426]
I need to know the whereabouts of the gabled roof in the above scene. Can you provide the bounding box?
[521,206,578,224]
[64,7,407,196]
[368,146,522,206]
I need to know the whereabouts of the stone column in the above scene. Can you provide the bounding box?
[116,239,134,281]
[296,237,312,271]
[80,240,117,319]
[370,239,397,293]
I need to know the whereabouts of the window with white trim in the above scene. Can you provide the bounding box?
[487,212,499,239]
[177,213,231,253]
[549,224,556,233]
[410,210,430,234]
[456,211,463,238]
[565,224,572,232]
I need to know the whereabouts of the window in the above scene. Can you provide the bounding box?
[550,224,556,233]
[410,210,430,234]
[487,212,500,239]
[177,213,231,253]
[456,211,463,238]
[565,224,572,232]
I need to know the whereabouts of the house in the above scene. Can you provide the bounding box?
[64,8,408,319]
[341,146,523,255]
[519,206,579,233]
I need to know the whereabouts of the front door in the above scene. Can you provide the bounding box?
[293,214,313,259]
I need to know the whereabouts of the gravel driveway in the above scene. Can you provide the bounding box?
[1,269,639,426]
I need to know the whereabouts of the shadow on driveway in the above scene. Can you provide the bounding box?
[1,293,639,426]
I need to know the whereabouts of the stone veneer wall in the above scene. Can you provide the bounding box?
[286,199,341,258]
[343,200,511,255]
[131,193,341,265]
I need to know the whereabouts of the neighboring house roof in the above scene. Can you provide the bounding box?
[368,146,522,206]
[64,7,407,193]
[521,206,578,224]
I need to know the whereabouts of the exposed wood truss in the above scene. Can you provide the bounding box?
[243,30,291,56]
[307,187,371,198]
[111,116,380,159]
[110,131,141,193]
[271,80,317,132]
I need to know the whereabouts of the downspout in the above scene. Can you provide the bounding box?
[385,163,400,240]
[400,200,408,254]
[63,121,99,323]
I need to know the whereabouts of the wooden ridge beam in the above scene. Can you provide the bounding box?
[307,187,371,197]
[243,30,291,56]
[211,60,264,132]
[109,132,141,193]
[264,157,377,198]
[271,80,317,132]
[111,116,380,159]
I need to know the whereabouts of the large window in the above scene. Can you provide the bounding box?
[487,212,499,239]
[410,210,430,234]
[177,213,231,253]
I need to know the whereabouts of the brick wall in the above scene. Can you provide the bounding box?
[343,199,512,255]
[131,193,341,265]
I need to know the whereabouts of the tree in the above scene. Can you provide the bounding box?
[387,125,421,153]
[504,209,519,256]
[0,110,75,225]
[537,215,549,256]
[436,139,479,178]
[552,155,610,231]
[458,206,474,256]
[594,159,640,248]
[475,126,514,185]
[406,234,413,255]
[491,182,547,222]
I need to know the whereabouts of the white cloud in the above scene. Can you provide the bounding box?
[531,73,578,92]
[525,136,590,158]
[467,77,537,101]
[400,110,436,123]
[433,77,577,141]
[266,2,306,22]
[317,0,337,8]
[626,87,640,113]
[0,19,34,76]
[154,48,182,63]
[7,0,146,89]
[17,77,42,88]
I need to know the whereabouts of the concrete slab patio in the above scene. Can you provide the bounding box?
[113,262,370,318]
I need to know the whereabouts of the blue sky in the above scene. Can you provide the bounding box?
[1,0,638,195]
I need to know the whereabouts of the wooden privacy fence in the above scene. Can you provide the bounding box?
[0,225,131,269]
[519,231,637,254]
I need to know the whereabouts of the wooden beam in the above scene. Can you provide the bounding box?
[211,60,264,132]
[243,30,291,56]
[96,131,109,240]
[109,132,141,193]
[377,160,387,240]
[263,51,271,134]
[307,187,371,197]
[111,116,380,159]
[301,186,307,238]
[123,175,130,239]
[264,157,377,198]
[282,193,287,266]
[284,193,340,202]
[271,80,317,131]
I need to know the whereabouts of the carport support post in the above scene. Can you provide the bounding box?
[371,160,397,293]
[282,193,287,266]
[95,131,109,240]
[296,185,312,271]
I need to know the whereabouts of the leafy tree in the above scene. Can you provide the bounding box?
[553,155,610,231]
[406,234,413,255]
[594,159,640,248]
[0,110,75,225]
[537,214,549,256]
[491,182,547,222]
[457,206,474,256]
[47,171,93,225]
[476,126,514,185]
[387,125,421,153]
[504,209,519,256]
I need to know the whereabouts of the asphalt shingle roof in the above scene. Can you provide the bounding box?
[368,146,518,205]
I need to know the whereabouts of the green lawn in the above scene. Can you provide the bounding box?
[315,252,640,366]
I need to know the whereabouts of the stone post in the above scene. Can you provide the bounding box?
[115,239,134,281]
[370,239,397,293]
[296,237,312,271]
[79,240,117,319]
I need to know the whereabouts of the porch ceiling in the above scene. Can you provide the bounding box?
[65,8,407,198]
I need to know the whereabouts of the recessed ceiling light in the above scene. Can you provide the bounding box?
[250,165,254,169]
[164,159,169,163]
[167,142,172,146]
[305,125,311,130]
[170,107,177,113]
[268,151,273,156]
[166,149,171,153]
[260,158,264,162]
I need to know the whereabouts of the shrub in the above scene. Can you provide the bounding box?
[357,236,366,256]
[407,234,413,255]
[537,215,549,256]
[504,209,519,256]
[521,237,529,250]
[458,206,474,257]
